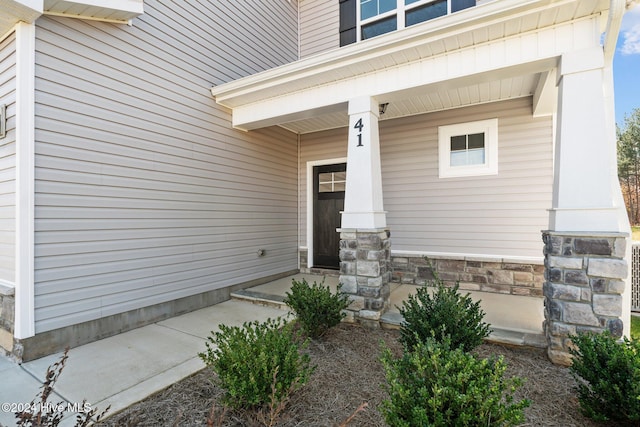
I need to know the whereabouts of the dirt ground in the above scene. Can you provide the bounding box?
[96,324,614,426]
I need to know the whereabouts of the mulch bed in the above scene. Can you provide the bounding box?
[97,324,611,426]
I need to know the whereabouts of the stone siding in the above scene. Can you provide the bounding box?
[338,229,391,326]
[0,284,15,355]
[542,231,628,365]
[390,255,544,297]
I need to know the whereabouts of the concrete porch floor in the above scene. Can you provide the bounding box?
[232,273,546,348]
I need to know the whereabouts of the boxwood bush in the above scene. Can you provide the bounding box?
[284,278,350,338]
[399,272,491,351]
[380,337,529,427]
[198,317,314,409]
[569,331,640,422]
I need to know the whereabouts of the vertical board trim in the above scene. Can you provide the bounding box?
[14,22,35,339]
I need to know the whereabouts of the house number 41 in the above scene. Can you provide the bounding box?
[354,118,364,147]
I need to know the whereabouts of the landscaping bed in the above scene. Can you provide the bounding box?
[97,323,613,426]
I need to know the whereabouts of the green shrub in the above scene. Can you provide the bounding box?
[198,317,314,409]
[569,331,640,422]
[284,278,350,338]
[380,338,529,427]
[399,270,491,351]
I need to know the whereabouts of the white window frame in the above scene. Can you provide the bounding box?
[438,118,498,178]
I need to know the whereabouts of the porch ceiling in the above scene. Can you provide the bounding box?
[278,73,543,134]
[211,0,610,134]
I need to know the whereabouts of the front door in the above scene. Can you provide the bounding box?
[313,163,346,269]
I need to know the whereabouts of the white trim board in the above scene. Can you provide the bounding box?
[14,21,35,339]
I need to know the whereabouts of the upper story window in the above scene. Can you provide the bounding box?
[358,0,476,41]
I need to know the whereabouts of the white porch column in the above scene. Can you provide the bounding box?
[341,96,386,229]
[544,47,631,365]
[339,96,390,326]
[549,47,626,231]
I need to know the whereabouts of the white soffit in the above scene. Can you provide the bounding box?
[0,0,143,38]
[211,0,608,133]
[44,0,144,23]
[0,0,42,38]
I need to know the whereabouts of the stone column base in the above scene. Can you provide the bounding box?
[542,231,628,365]
[339,228,391,327]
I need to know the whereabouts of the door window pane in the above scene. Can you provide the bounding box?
[318,172,347,193]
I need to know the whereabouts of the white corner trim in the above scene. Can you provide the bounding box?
[14,21,36,339]
[306,157,347,269]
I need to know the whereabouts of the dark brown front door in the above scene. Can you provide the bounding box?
[313,163,346,269]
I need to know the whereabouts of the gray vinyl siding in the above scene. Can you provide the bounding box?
[299,0,339,58]
[32,1,299,333]
[299,97,553,259]
[0,32,16,284]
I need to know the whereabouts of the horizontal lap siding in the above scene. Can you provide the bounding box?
[0,33,16,284]
[299,0,339,58]
[33,1,299,333]
[300,98,553,258]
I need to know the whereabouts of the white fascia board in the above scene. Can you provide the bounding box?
[14,22,36,339]
[211,0,584,108]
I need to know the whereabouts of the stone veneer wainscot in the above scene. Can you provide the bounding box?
[300,249,544,298]
[0,284,15,356]
[390,255,544,297]
[542,231,628,365]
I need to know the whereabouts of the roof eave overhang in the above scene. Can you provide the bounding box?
[211,0,603,111]
[211,0,630,134]
[1,0,144,39]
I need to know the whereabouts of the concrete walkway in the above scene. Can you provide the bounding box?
[0,299,285,427]
[0,272,545,426]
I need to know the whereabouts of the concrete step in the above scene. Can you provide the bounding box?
[230,289,288,310]
[231,290,546,349]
